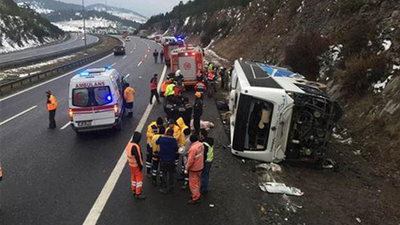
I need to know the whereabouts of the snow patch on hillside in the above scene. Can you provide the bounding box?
[53,18,117,32]
[17,2,53,14]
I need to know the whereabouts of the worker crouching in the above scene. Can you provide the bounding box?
[125,131,146,199]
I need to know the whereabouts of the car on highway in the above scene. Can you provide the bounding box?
[113,46,126,56]
[68,67,125,133]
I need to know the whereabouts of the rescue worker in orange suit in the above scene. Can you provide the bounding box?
[124,83,135,117]
[146,117,165,176]
[150,126,165,186]
[185,134,204,204]
[173,81,185,104]
[196,69,204,82]
[46,90,57,129]
[193,92,203,134]
[150,74,160,104]
[125,131,146,199]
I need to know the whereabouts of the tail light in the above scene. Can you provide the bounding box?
[114,104,119,116]
[69,109,73,120]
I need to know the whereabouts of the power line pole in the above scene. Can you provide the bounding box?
[82,0,87,52]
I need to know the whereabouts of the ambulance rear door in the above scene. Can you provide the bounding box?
[91,81,116,126]
[178,55,196,81]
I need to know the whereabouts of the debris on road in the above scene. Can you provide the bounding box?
[256,163,282,172]
[258,182,304,196]
[209,204,215,208]
[356,218,361,223]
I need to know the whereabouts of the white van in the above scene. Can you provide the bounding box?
[229,60,341,166]
[161,36,177,45]
[68,67,125,133]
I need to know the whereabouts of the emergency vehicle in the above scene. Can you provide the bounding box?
[68,67,125,133]
[163,41,185,66]
[170,45,204,86]
[154,34,162,43]
[229,60,341,167]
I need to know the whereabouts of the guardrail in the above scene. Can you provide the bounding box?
[0,35,122,96]
[0,34,98,70]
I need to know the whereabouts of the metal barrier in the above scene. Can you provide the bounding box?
[0,35,122,96]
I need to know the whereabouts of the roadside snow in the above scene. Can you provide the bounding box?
[0,33,55,54]
[373,75,393,93]
[53,18,117,32]
[382,40,392,51]
[184,17,190,26]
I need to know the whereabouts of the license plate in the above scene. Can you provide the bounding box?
[77,121,92,126]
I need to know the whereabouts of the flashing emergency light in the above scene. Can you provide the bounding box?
[185,52,188,56]
[79,71,90,76]
[106,95,112,101]
[105,65,112,70]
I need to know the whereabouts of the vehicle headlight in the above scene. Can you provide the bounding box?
[314,111,322,118]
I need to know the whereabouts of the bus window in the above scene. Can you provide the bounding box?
[233,94,273,151]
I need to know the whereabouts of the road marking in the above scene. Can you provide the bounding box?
[123,56,127,60]
[82,65,167,225]
[130,51,133,54]
[0,105,37,126]
[0,53,114,102]
[137,61,142,67]
[125,73,131,78]
[111,62,116,67]
[60,121,71,130]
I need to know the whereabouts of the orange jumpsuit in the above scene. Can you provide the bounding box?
[186,141,204,201]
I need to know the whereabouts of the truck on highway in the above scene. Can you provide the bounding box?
[229,60,342,167]
[122,31,128,39]
[163,40,185,66]
[170,45,204,86]
[68,67,125,133]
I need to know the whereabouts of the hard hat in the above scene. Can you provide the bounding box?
[175,70,181,75]
[195,92,202,98]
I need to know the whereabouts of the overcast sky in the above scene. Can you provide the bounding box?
[60,0,190,17]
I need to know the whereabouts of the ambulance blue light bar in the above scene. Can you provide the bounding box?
[79,71,90,76]
[105,65,112,70]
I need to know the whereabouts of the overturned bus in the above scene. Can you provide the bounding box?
[229,60,342,166]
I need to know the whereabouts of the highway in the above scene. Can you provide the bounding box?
[0,37,259,224]
[0,33,98,65]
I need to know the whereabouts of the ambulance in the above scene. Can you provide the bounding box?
[170,45,204,86]
[68,67,125,133]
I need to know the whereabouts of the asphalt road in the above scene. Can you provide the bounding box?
[0,33,98,65]
[0,37,260,224]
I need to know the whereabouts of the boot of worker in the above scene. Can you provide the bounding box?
[135,193,146,199]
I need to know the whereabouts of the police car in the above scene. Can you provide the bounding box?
[68,67,125,133]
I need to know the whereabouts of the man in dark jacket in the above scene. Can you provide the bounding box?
[160,49,164,63]
[193,92,203,134]
[156,128,179,194]
[153,49,159,63]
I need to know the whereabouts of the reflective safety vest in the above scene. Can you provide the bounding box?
[125,142,142,167]
[161,81,168,93]
[147,121,159,144]
[207,72,215,81]
[47,95,57,111]
[165,84,175,97]
[124,87,135,103]
[195,82,206,92]
[203,142,214,162]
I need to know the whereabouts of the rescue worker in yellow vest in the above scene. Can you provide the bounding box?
[199,129,214,194]
[176,117,190,187]
[165,81,176,103]
[123,83,135,117]
[46,90,57,129]
[125,131,146,199]
[146,117,165,176]
[150,126,165,186]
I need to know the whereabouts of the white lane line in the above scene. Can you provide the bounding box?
[133,41,137,50]
[82,65,167,225]
[0,105,37,126]
[125,73,131,78]
[137,61,142,67]
[60,121,71,130]
[123,56,127,60]
[111,62,116,67]
[0,53,113,102]
[130,51,133,54]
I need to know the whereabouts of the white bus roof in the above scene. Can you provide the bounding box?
[235,60,305,94]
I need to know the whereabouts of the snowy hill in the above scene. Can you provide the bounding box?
[13,0,81,11]
[87,3,147,24]
[0,0,63,53]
